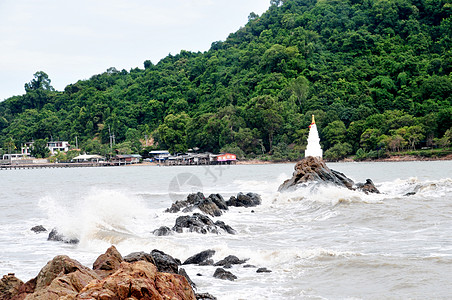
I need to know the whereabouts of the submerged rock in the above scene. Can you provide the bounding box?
[214,255,247,266]
[256,267,272,273]
[47,228,80,244]
[183,250,216,265]
[196,292,218,300]
[278,156,380,194]
[213,268,237,281]
[31,225,47,233]
[226,192,262,207]
[355,179,380,194]
[153,225,173,236]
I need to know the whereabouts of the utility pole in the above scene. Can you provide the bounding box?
[108,125,113,152]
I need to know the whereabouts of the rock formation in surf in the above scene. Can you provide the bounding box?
[1,246,273,300]
[1,246,196,300]
[158,192,262,235]
[278,156,379,194]
[166,192,261,217]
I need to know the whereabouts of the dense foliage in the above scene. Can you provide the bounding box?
[1,0,451,160]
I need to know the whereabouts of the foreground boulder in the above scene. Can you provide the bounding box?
[0,273,23,300]
[77,261,195,299]
[2,247,197,300]
[92,245,124,279]
[278,156,379,194]
[8,255,100,299]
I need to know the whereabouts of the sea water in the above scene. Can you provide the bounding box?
[0,161,451,299]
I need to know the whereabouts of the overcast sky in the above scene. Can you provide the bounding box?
[0,0,270,101]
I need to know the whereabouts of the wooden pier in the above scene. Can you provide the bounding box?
[0,162,110,170]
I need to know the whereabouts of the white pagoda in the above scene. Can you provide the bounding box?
[304,115,323,158]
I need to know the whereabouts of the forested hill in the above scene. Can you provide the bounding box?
[1,0,451,160]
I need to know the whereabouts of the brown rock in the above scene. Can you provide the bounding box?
[93,245,124,279]
[278,156,379,194]
[13,255,100,300]
[77,261,195,300]
[0,273,23,300]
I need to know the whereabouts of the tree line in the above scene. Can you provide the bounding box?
[0,0,451,161]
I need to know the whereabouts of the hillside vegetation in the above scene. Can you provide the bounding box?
[1,0,451,160]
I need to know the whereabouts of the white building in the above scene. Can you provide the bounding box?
[47,141,70,155]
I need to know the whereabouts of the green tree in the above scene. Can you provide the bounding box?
[322,120,347,149]
[31,139,50,158]
[157,113,190,153]
[324,142,353,161]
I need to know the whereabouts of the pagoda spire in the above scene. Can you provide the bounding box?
[305,114,323,158]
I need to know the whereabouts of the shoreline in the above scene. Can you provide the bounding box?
[120,154,452,167]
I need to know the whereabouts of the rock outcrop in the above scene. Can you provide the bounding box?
[166,192,261,216]
[92,245,124,279]
[166,192,227,217]
[278,156,380,194]
[77,261,195,300]
[172,213,236,234]
[0,273,23,300]
[1,247,197,300]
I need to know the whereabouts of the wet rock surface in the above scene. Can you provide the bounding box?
[0,273,23,300]
[1,245,261,300]
[92,245,124,279]
[214,255,248,266]
[278,156,380,194]
[159,191,261,236]
[150,249,181,274]
[152,225,173,236]
[30,225,47,233]
[256,267,272,273]
[166,192,228,217]
[1,247,198,300]
[183,250,216,265]
[47,228,80,244]
[196,292,218,300]
[213,268,237,281]
[172,213,236,234]
[226,192,262,207]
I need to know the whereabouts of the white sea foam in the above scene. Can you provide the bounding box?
[2,162,452,299]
